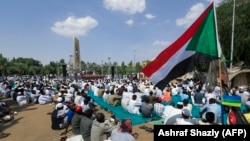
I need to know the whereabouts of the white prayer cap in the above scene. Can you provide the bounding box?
[64,93,73,98]
[45,89,50,95]
[57,97,63,103]
[18,87,24,90]
[56,103,63,108]
[60,88,66,91]
[177,102,183,105]
[58,93,62,96]
[182,109,191,117]
[33,87,37,91]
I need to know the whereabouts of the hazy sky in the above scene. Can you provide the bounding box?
[0,0,222,65]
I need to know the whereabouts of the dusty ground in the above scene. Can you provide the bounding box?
[0,97,154,141]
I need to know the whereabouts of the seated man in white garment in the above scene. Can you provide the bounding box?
[38,89,53,105]
[162,103,183,125]
[128,94,142,115]
[121,86,134,110]
[175,109,198,125]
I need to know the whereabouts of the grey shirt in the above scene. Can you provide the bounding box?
[71,113,82,135]
[80,115,93,141]
[90,120,117,141]
[141,102,153,117]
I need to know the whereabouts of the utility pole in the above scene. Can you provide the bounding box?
[56,61,59,81]
[134,49,136,73]
[230,0,235,70]
[101,60,103,75]
[108,57,111,77]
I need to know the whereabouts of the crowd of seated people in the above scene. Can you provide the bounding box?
[91,79,199,121]
[0,75,249,139]
[89,78,250,125]
[0,76,144,140]
[0,76,88,139]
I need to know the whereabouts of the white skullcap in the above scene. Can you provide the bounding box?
[177,102,183,105]
[64,93,73,97]
[127,86,133,92]
[60,88,65,91]
[57,97,63,102]
[45,89,49,95]
[58,93,62,96]
[56,103,63,109]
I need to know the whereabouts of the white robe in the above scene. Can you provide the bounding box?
[127,99,141,114]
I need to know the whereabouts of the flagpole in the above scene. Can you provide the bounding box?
[230,0,236,70]
[212,1,222,91]
[213,1,225,125]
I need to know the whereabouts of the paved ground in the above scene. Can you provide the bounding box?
[1,97,154,141]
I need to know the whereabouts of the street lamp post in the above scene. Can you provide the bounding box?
[101,60,103,75]
[134,49,136,73]
[230,0,235,70]
[108,57,111,75]
[56,61,59,81]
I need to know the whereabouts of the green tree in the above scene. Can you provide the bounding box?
[0,54,8,76]
[217,0,250,67]
[81,61,87,72]
[135,62,142,73]
[120,61,127,75]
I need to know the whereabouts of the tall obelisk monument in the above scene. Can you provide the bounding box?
[73,36,81,74]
